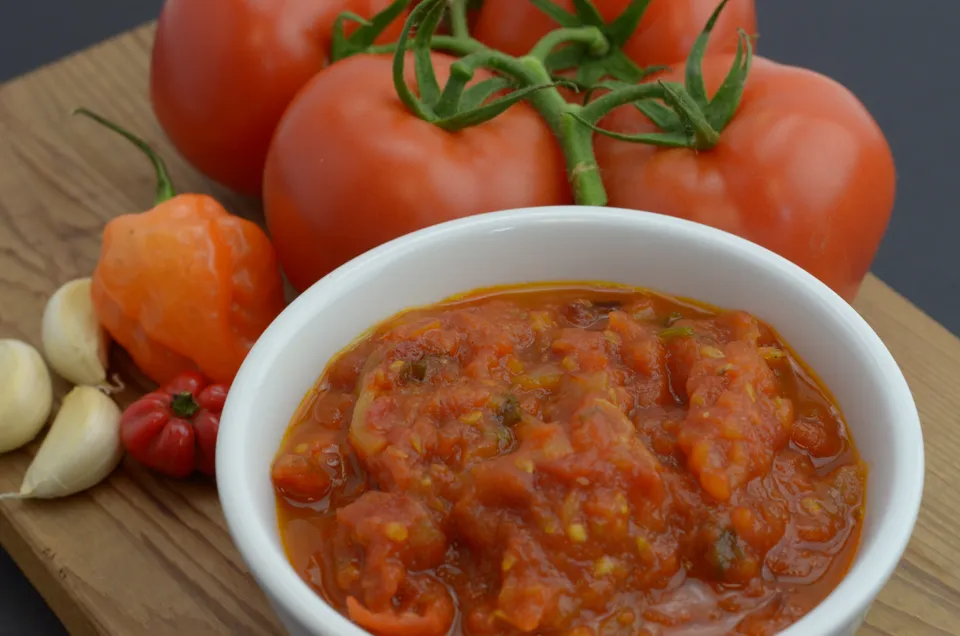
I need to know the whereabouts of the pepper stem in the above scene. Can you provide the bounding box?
[73,108,175,206]
[170,392,200,419]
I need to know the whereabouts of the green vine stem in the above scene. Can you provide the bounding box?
[516,54,611,205]
[447,0,470,40]
[531,0,656,84]
[528,26,610,62]
[431,28,614,204]
[359,0,751,206]
[389,2,564,132]
[365,0,483,58]
[366,34,485,57]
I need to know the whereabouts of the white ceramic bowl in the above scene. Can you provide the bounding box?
[218,206,924,636]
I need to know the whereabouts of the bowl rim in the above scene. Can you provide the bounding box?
[218,206,924,636]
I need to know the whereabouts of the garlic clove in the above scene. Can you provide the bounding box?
[5,386,123,500]
[41,278,110,387]
[0,339,54,454]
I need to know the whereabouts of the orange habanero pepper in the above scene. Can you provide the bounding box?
[76,109,287,385]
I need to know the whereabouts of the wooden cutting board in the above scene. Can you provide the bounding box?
[0,23,956,636]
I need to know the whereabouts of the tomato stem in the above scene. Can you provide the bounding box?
[384,0,751,204]
[447,0,470,40]
[530,0,657,84]
[466,49,606,205]
[73,108,176,206]
[661,82,720,148]
[685,0,733,108]
[574,80,720,149]
[559,109,607,206]
[511,57,571,133]
[430,53,558,130]
[367,34,485,57]
[571,82,718,148]
[389,0,611,204]
[393,0,561,131]
[568,0,751,152]
[528,27,609,63]
[392,1,441,120]
[602,0,654,49]
[330,0,412,63]
[579,83,665,122]
[495,55,603,205]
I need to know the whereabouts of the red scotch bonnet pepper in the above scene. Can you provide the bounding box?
[120,371,227,478]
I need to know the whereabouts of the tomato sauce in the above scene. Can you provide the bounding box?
[271,284,866,636]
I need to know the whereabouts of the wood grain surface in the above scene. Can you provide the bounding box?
[0,24,956,636]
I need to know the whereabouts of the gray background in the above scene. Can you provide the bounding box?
[0,0,953,633]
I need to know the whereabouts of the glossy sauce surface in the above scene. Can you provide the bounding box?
[272,284,866,635]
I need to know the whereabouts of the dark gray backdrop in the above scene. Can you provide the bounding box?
[0,0,953,633]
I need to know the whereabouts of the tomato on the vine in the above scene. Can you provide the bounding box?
[150,0,408,196]
[473,0,756,68]
[593,55,895,301]
[263,52,571,292]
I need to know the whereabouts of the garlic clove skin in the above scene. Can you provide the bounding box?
[16,385,123,499]
[0,339,53,454]
[41,278,110,387]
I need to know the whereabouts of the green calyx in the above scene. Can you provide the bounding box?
[330,0,754,205]
[391,0,561,131]
[341,0,487,60]
[329,0,412,63]
[73,108,176,206]
[170,391,200,419]
[532,0,666,87]
[576,0,753,151]
[329,0,487,61]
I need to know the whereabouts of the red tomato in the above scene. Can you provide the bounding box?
[263,52,571,292]
[473,0,757,68]
[150,0,408,196]
[593,55,896,301]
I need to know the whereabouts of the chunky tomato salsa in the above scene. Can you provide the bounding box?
[272,284,866,636]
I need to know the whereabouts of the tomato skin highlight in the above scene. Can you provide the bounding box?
[263,52,572,293]
[593,55,896,301]
[150,0,408,196]
[473,0,757,67]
